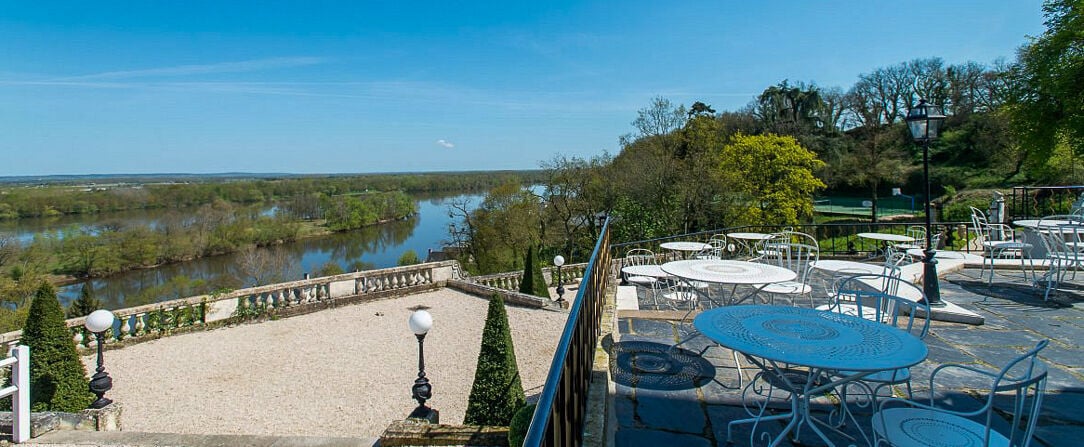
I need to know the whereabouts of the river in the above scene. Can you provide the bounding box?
[0,192,481,309]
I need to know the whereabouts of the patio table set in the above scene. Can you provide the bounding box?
[972,207,1084,300]
[618,234,1050,447]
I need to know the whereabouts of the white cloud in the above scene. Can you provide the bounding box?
[436,139,455,149]
[58,57,326,80]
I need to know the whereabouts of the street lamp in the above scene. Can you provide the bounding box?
[84,309,116,409]
[553,255,566,304]
[906,99,947,306]
[407,310,438,423]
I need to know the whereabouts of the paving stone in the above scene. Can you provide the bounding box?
[1038,344,1084,369]
[699,374,744,406]
[618,318,631,335]
[635,394,707,435]
[615,382,635,398]
[635,386,700,402]
[1034,421,1084,447]
[934,327,1045,347]
[630,319,676,338]
[615,428,712,447]
[705,404,796,447]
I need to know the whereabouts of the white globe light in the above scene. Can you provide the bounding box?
[553,255,565,267]
[84,309,116,333]
[408,310,433,335]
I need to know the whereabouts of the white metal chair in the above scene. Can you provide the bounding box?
[1034,220,1084,300]
[971,206,1034,285]
[872,340,1049,447]
[624,249,663,308]
[754,231,820,306]
[893,225,927,251]
[695,234,728,260]
[819,274,928,433]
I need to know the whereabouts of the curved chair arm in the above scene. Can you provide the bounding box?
[925,363,1000,415]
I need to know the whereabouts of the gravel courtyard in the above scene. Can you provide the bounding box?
[82,288,569,438]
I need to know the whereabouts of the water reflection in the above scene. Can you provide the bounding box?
[54,193,479,308]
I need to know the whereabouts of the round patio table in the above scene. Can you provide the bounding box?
[620,264,669,279]
[726,232,772,257]
[807,260,886,275]
[857,232,915,243]
[695,305,928,447]
[661,259,795,286]
[659,241,711,260]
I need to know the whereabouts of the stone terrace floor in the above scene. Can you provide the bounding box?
[611,268,1084,447]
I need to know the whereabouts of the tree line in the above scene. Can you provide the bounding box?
[0,170,544,220]
[450,0,1083,274]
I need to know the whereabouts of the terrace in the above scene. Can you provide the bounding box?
[10,220,1084,447]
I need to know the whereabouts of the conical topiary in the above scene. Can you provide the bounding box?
[517,246,548,298]
[23,282,93,412]
[67,282,102,318]
[464,295,525,426]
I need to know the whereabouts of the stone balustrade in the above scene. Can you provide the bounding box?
[467,263,588,291]
[0,261,461,351]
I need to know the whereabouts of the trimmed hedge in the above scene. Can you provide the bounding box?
[464,295,525,426]
[518,246,548,298]
[507,403,537,447]
[23,283,94,412]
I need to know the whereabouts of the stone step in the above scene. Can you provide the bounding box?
[26,430,379,447]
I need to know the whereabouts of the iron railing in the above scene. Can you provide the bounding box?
[610,221,977,259]
[523,217,612,447]
[1011,185,1084,220]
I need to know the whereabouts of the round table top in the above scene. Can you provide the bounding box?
[857,232,915,243]
[661,260,796,285]
[727,232,772,241]
[904,248,968,259]
[808,260,886,275]
[620,264,669,278]
[694,305,928,372]
[660,241,711,252]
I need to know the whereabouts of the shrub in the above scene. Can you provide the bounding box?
[507,403,536,447]
[517,246,548,298]
[317,261,345,277]
[398,249,421,266]
[23,283,93,412]
[464,295,525,426]
[67,282,102,318]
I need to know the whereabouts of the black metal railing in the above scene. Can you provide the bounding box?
[1011,185,1084,220]
[610,221,977,259]
[523,217,612,447]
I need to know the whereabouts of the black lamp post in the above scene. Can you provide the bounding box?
[407,310,438,423]
[84,309,116,409]
[906,99,947,306]
[553,255,566,304]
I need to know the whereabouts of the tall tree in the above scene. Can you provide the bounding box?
[1008,0,1084,178]
[464,295,525,426]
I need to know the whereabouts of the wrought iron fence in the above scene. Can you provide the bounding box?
[1011,185,1084,220]
[523,217,612,447]
[610,221,977,259]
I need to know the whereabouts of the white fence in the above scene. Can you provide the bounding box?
[0,345,29,443]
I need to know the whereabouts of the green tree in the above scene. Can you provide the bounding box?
[464,295,525,426]
[397,249,421,266]
[1008,0,1084,175]
[66,282,102,318]
[22,283,93,412]
[720,133,826,225]
[517,246,548,298]
[317,261,345,277]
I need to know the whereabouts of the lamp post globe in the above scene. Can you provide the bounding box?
[906,99,947,306]
[553,255,566,303]
[408,310,438,422]
[84,309,116,409]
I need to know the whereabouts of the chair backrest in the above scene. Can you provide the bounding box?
[984,340,1049,447]
[698,235,728,260]
[828,274,928,339]
[905,225,927,247]
[756,232,819,285]
[625,248,657,266]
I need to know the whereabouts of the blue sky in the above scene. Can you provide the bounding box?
[1,1,1044,176]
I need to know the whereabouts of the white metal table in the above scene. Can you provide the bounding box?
[620,264,669,279]
[808,260,888,275]
[727,232,772,258]
[695,305,928,447]
[660,241,711,259]
[661,259,796,305]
